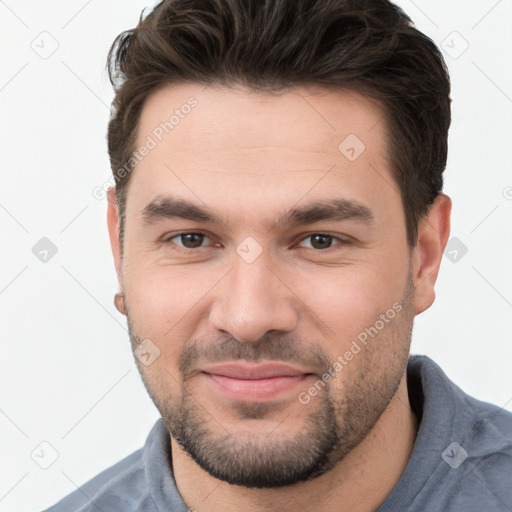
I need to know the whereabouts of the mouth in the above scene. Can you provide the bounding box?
[200,362,315,402]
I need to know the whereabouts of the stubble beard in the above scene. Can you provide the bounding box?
[125,273,415,488]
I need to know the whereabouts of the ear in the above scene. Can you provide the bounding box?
[411,193,452,315]
[107,186,123,286]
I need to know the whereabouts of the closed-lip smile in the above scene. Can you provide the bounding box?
[201,361,311,379]
[199,362,315,402]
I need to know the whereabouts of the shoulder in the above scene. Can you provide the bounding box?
[455,388,512,508]
[409,354,512,461]
[408,355,512,510]
[42,448,156,512]
[42,419,187,512]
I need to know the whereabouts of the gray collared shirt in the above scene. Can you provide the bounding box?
[43,355,512,511]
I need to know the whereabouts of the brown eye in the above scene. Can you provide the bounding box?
[310,234,333,249]
[304,234,335,249]
[297,233,348,250]
[181,233,204,248]
[168,233,208,249]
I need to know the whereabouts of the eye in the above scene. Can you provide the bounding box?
[163,232,348,252]
[166,232,213,249]
[297,233,347,250]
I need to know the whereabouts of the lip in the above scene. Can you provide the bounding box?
[200,362,314,402]
[201,362,310,379]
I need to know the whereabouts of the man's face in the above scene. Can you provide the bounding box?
[111,83,419,487]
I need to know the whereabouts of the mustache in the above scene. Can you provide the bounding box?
[178,333,331,379]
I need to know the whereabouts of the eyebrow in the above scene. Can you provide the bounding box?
[140,194,375,229]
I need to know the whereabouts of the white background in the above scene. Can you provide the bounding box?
[0,1,511,510]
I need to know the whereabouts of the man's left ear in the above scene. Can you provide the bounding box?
[411,193,452,315]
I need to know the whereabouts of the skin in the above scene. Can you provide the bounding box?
[107,83,451,512]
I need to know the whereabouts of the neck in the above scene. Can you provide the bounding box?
[171,373,418,512]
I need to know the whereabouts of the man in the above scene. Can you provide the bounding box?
[45,0,512,510]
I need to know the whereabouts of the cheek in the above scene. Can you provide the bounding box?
[123,261,220,339]
[288,264,398,345]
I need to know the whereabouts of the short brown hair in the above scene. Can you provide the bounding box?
[107,0,451,249]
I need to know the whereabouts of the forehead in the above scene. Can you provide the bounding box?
[127,82,398,230]
[137,82,387,163]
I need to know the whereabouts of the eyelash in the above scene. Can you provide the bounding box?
[163,231,350,252]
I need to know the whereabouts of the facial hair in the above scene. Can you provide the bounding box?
[125,271,415,488]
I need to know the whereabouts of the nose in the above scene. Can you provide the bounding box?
[208,255,299,343]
